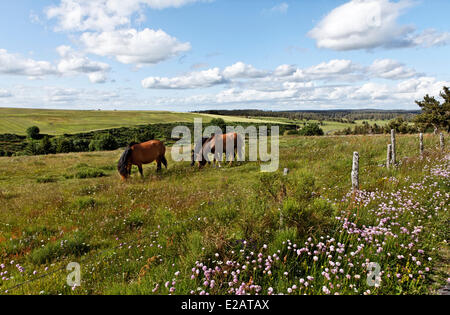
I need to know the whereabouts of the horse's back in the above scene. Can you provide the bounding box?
[131,140,166,164]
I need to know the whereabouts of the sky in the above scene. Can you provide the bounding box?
[0,0,449,111]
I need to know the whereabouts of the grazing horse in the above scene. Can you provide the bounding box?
[192,133,242,169]
[118,140,167,180]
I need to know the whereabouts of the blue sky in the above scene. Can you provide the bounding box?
[0,0,449,111]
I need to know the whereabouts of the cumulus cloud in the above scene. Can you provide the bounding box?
[57,45,110,83]
[0,47,111,83]
[0,49,58,78]
[142,58,425,90]
[142,68,226,89]
[46,0,209,32]
[291,59,363,82]
[274,64,297,77]
[80,28,191,65]
[222,62,268,79]
[309,0,450,51]
[369,59,418,80]
[0,88,12,98]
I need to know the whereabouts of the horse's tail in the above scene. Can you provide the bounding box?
[118,145,133,177]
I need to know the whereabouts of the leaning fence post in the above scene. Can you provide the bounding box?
[387,144,392,169]
[419,133,424,156]
[351,152,359,192]
[391,129,396,166]
[440,133,445,151]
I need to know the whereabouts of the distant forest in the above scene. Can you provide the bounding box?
[194,109,420,123]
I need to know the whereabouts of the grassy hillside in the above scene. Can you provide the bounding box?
[0,108,287,135]
[0,134,448,295]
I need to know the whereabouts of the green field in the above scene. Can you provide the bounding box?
[0,108,287,135]
[0,133,448,295]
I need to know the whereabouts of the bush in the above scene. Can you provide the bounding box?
[73,139,90,152]
[26,126,40,140]
[55,138,75,153]
[210,118,227,132]
[38,136,55,154]
[30,232,91,265]
[89,133,118,151]
[36,176,58,183]
[96,133,119,151]
[73,197,97,210]
[74,167,106,179]
[299,123,324,136]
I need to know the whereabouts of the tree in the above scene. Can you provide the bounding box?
[26,126,41,140]
[55,138,74,153]
[39,136,55,154]
[414,86,450,133]
[210,118,227,133]
[299,123,324,136]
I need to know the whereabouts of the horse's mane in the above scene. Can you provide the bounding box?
[117,144,134,177]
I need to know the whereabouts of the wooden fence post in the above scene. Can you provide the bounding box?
[419,133,424,156]
[387,144,392,169]
[391,129,396,166]
[352,152,359,192]
[440,133,445,151]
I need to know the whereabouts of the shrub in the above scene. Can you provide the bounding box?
[26,126,40,140]
[210,118,227,132]
[39,136,55,154]
[55,138,75,153]
[73,139,90,152]
[72,197,97,210]
[299,123,324,136]
[96,133,119,151]
[74,167,106,179]
[36,176,58,183]
[30,232,91,265]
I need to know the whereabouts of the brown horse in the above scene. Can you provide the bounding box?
[192,133,242,169]
[118,140,167,180]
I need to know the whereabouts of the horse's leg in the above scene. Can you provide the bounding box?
[157,160,162,172]
[138,164,144,178]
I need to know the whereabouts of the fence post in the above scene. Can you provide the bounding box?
[391,129,396,166]
[351,152,359,192]
[419,133,424,156]
[440,133,445,151]
[387,144,392,169]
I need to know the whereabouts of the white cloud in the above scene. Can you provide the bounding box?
[80,28,191,65]
[57,45,110,83]
[142,68,226,89]
[222,62,267,79]
[0,47,111,83]
[0,88,12,98]
[268,3,289,14]
[309,0,450,51]
[274,64,297,77]
[291,59,363,82]
[0,49,58,78]
[46,0,209,32]
[369,59,417,80]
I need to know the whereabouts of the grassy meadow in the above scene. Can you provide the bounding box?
[0,108,286,135]
[0,133,448,295]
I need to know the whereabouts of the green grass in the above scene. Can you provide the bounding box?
[0,108,286,135]
[0,133,448,295]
